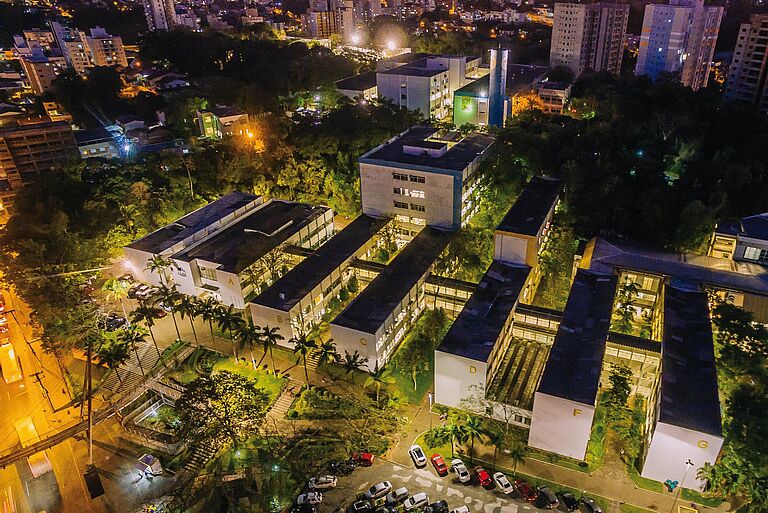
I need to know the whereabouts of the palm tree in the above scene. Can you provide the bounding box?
[341,350,368,378]
[145,254,172,286]
[364,363,395,402]
[130,303,162,359]
[486,429,506,470]
[260,325,284,373]
[696,462,720,495]
[102,278,129,318]
[95,333,131,386]
[313,339,340,374]
[462,414,487,463]
[177,294,200,346]
[154,285,182,341]
[446,418,469,458]
[197,296,221,348]
[507,442,528,476]
[215,305,246,359]
[238,318,261,368]
[119,324,150,376]
[292,334,317,384]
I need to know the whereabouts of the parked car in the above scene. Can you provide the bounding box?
[451,459,471,483]
[365,481,393,499]
[353,452,375,467]
[101,313,127,331]
[492,472,514,494]
[308,475,337,490]
[430,454,448,476]
[150,307,168,318]
[449,507,469,513]
[347,500,373,513]
[474,467,493,489]
[296,492,323,505]
[513,479,538,502]
[536,486,559,509]
[556,492,578,512]
[329,459,355,476]
[580,496,603,513]
[385,487,409,505]
[291,503,317,513]
[424,500,448,513]
[403,492,429,511]
[118,273,135,283]
[409,445,427,468]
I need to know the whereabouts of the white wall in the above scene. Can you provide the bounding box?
[493,233,529,265]
[248,303,295,348]
[216,268,245,308]
[170,259,197,296]
[123,247,163,286]
[434,350,487,408]
[641,422,724,491]
[528,392,595,460]
[330,323,379,372]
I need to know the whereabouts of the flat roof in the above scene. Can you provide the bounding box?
[380,62,446,78]
[126,192,258,254]
[497,176,562,236]
[659,285,722,436]
[454,75,489,97]
[585,237,768,296]
[437,261,531,362]
[537,269,617,405]
[332,227,450,334]
[507,64,548,94]
[335,70,378,91]
[74,127,113,144]
[359,126,495,174]
[740,213,768,241]
[254,215,386,312]
[173,200,329,274]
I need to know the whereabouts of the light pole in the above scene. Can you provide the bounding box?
[428,392,433,429]
[669,459,695,513]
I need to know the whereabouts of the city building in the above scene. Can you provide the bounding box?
[330,226,450,370]
[0,117,77,216]
[723,14,768,112]
[20,29,56,52]
[143,0,178,31]
[335,71,378,100]
[86,27,128,68]
[250,215,389,340]
[358,126,495,234]
[536,80,572,114]
[51,22,92,74]
[635,0,723,91]
[75,128,120,159]
[196,106,251,139]
[124,192,334,308]
[709,213,768,265]
[452,75,501,127]
[550,1,629,77]
[19,54,66,95]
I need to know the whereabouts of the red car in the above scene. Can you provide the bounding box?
[473,467,493,489]
[431,454,448,476]
[513,479,538,502]
[353,452,375,467]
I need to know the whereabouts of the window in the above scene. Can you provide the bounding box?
[744,246,768,263]
[393,172,408,181]
[394,201,408,209]
[393,187,403,195]
[409,175,425,183]
[410,203,425,212]
[199,267,217,281]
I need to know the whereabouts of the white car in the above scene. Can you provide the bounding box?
[386,487,409,505]
[449,507,469,513]
[309,475,337,490]
[364,481,393,499]
[451,459,471,483]
[403,492,429,511]
[492,472,514,494]
[409,444,428,467]
[297,492,323,505]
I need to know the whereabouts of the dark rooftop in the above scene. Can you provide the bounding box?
[74,127,113,145]
[437,262,531,362]
[126,192,258,254]
[207,105,246,118]
[496,176,562,236]
[360,126,495,173]
[335,70,377,92]
[173,200,329,274]
[537,269,617,405]
[537,80,571,91]
[332,227,450,334]
[507,64,548,94]
[659,285,722,436]
[254,215,387,312]
[740,213,768,241]
[380,62,447,78]
[454,75,490,97]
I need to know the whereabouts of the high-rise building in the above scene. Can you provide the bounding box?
[549,1,629,77]
[143,0,178,31]
[86,27,128,68]
[723,15,768,112]
[51,22,92,74]
[19,54,67,95]
[635,0,723,91]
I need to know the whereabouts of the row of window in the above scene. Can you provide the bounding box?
[393,172,426,183]
[393,201,425,212]
[393,187,425,198]
[744,246,768,263]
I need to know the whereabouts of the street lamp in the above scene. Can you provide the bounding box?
[387,40,396,51]
[428,392,433,428]
[669,459,695,513]
[351,34,361,46]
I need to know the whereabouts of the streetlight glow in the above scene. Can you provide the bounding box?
[387,40,396,51]
[351,34,361,45]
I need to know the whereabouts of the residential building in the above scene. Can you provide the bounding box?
[51,22,92,74]
[86,27,128,68]
[635,0,723,91]
[723,15,768,112]
[550,2,629,78]
[75,128,120,159]
[359,126,495,234]
[0,117,77,215]
[536,80,572,114]
[335,71,378,100]
[143,0,178,31]
[196,106,251,139]
[19,54,67,94]
[124,192,334,308]
[709,213,768,265]
[330,226,450,370]
[250,215,389,340]
[21,29,56,52]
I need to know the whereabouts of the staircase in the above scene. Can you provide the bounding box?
[267,379,303,421]
[182,442,219,473]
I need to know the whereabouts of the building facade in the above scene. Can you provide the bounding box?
[87,27,128,68]
[549,1,629,77]
[635,0,723,90]
[723,15,768,112]
[143,0,178,31]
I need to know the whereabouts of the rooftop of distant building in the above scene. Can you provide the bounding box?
[335,70,377,92]
[496,176,562,236]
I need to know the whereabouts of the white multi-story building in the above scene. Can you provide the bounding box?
[723,15,768,112]
[51,22,92,74]
[86,27,128,68]
[635,0,723,90]
[143,0,178,31]
[550,1,629,77]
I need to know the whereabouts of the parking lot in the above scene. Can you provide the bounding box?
[317,459,573,513]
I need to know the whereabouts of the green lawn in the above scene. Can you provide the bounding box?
[681,488,724,508]
[620,505,655,513]
[213,358,287,403]
[628,467,666,493]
